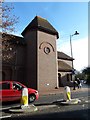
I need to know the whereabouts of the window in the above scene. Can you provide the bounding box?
[13,83,23,90]
[2,83,10,89]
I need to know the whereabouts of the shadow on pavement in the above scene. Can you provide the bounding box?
[2,100,20,106]
[6,108,90,120]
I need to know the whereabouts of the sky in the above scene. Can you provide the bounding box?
[2,1,88,71]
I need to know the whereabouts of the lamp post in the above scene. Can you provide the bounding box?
[70,31,79,70]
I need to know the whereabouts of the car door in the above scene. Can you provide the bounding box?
[1,82,13,102]
[1,81,22,102]
[11,82,22,101]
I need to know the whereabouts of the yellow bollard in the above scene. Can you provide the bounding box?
[64,86,71,101]
[21,88,28,108]
[67,92,71,101]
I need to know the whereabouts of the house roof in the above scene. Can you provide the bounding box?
[21,16,59,39]
[58,60,72,72]
[57,51,74,60]
[1,32,26,45]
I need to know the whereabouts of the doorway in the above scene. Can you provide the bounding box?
[58,73,61,87]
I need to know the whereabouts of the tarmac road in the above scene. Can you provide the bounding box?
[34,91,89,105]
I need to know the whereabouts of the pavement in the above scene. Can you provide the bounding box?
[39,85,90,95]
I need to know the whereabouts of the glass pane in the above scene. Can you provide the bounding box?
[2,83,10,89]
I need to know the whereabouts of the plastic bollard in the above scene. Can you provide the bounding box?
[64,86,71,101]
[21,88,28,107]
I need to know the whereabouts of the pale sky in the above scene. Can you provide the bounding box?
[57,37,88,71]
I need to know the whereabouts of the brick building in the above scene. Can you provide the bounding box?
[1,16,74,92]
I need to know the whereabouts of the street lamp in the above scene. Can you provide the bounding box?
[70,31,79,69]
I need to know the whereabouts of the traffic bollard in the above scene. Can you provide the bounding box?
[21,88,28,108]
[64,86,71,101]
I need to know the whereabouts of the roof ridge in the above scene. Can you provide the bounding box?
[57,51,74,60]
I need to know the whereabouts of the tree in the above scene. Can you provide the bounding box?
[82,67,90,84]
[0,2,19,62]
[1,2,19,33]
[2,33,19,63]
[75,71,85,80]
[82,67,90,74]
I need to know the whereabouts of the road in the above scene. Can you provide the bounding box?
[1,83,89,108]
[1,90,89,109]
[34,91,89,105]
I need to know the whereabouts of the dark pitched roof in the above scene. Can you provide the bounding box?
[21,16,59,39]
[57,51,74,60]
[58,60,72,72]
[1,32,26,45]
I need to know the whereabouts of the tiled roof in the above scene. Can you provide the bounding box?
[1,32,26,45]
[21,16,59,39]
[58,60,72,72]
[57,51,74,60]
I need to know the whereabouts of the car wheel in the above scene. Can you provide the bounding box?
[29,94,36,103]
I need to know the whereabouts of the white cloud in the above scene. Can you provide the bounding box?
[57,37,88,71]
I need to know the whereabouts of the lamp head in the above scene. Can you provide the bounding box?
[74,31,79,35]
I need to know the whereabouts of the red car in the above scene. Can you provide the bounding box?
[0,81,39,103]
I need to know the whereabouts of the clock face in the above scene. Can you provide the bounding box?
[44,47,50,54]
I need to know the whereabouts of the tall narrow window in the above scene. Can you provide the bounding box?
[67,74,72,81]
